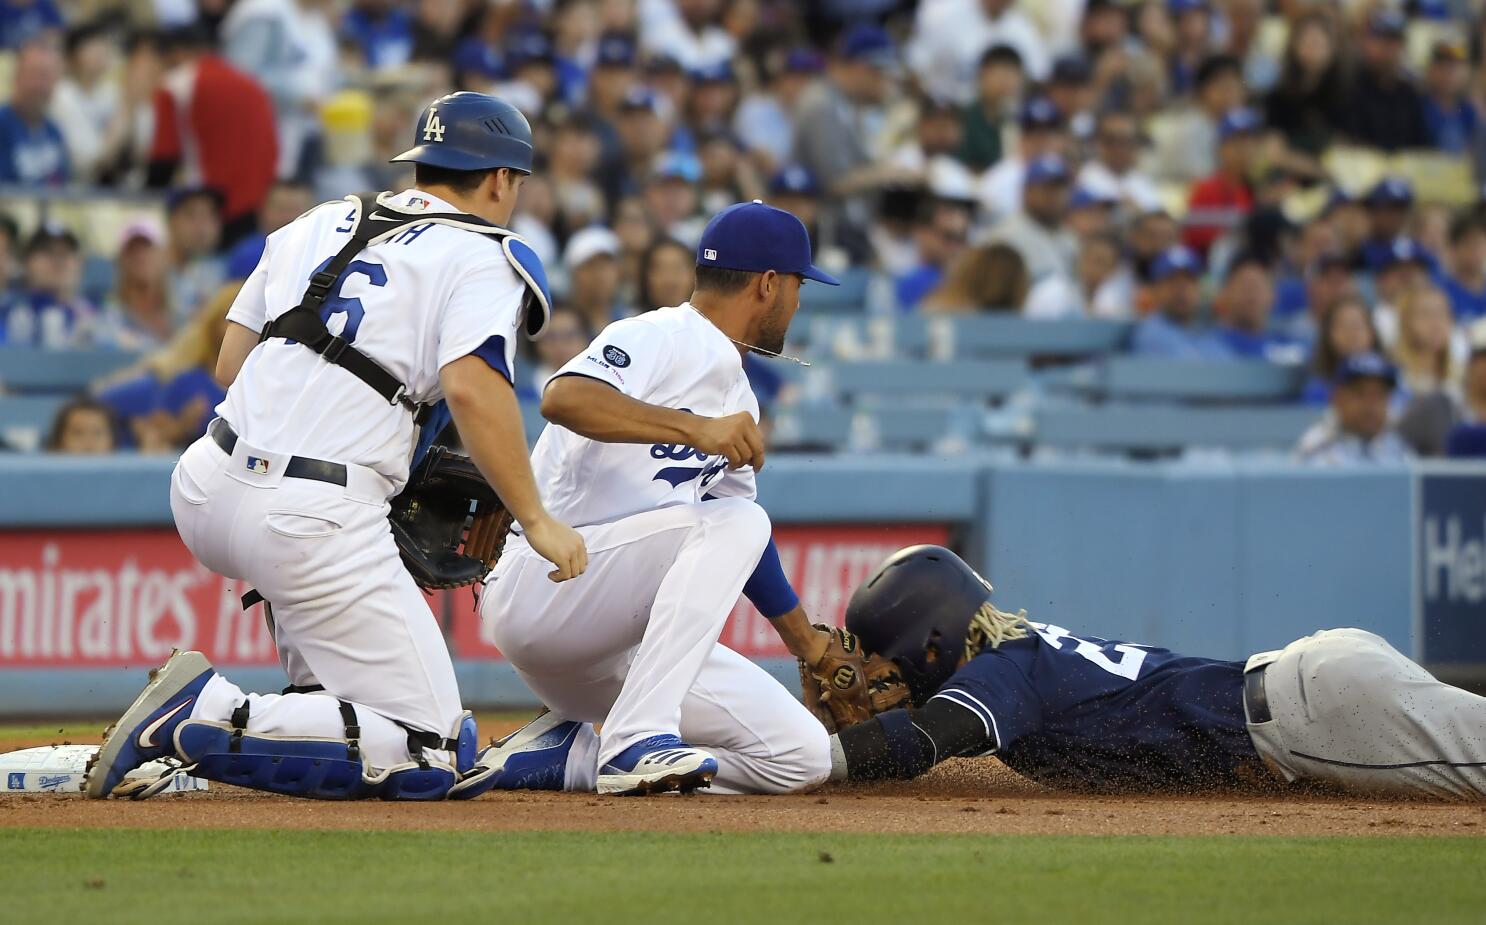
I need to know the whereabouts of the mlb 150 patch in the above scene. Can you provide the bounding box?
[603,346,631,367]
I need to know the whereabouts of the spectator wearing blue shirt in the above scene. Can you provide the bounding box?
[895,198,971,311]
[1358,176,1415,271]
[0,40,69,185]
[341,0,414,69]
[1131,246,1234,359]
[1439,212,1486,323]
[1213,253,1305,364]
[0,224,98,348]
[1422,41,1477,154]
[223,179,314,280]
[0,0,61,50]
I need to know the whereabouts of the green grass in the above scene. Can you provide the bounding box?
[2,829,1481,925]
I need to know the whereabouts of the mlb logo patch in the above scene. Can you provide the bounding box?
[703,248,717,261]
[246,457,270,475]
[407,196,430,210]
[6,772,23,790]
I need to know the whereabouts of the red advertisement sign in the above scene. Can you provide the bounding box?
[0,524,949,668]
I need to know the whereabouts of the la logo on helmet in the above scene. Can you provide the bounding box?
[424,109,446,143]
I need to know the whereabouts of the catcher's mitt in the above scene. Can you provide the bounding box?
[798,625,911,733]
[389,446,512,590]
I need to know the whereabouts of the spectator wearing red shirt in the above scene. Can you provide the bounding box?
[1184,107,1260,255]
[147,26,277,246]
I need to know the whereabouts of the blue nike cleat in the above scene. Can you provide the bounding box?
[596,735,718,796]
[451,711,584,797]
[84,650,216,799]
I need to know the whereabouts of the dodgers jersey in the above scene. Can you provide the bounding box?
[221,189,523,493]
[936,622,1260,791]
[530,303,758,528]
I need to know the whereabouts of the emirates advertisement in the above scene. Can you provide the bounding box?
[0,524,948,668]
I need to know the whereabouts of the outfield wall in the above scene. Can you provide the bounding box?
[0,454,1480,715]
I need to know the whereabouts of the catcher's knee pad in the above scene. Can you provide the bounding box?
[175,719,379,800]
[373,711,481,801]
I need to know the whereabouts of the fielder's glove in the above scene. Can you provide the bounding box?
[797,625,912,733]
[389,446,512,590]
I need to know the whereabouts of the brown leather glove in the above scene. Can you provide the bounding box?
[797,625,912,733]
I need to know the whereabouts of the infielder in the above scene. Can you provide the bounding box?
[469,201,846,796]
[824,546,1486,800]
[86,92,587,801]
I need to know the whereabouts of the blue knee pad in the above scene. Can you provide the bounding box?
[176,720,378,800]
[375,711,480,801]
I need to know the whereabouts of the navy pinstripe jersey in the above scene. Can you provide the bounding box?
[935,621,1261,791]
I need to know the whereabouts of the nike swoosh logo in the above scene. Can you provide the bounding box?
[136,699,193,749]
[368,214,402,221]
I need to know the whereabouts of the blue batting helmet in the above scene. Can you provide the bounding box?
[391,92,534,174]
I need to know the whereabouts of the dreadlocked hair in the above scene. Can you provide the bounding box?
[964,600,1030,659]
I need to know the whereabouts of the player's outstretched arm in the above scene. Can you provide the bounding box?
[542,375,765,470]
[829,700,993,782]
[442,355,587,582]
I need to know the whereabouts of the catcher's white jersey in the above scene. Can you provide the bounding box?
[528,303,759,528]
[221,188,524,493]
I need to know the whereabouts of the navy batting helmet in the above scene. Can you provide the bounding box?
[391,92,534,174]
[844,546,994,704]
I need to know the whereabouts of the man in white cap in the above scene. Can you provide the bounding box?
[562,224,623,332]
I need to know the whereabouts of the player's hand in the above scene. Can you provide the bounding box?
[689,412,766,471]
[524,514,588,582]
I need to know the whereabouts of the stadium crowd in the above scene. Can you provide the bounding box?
[3,0,1486,463]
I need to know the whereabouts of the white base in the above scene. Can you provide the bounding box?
[0,744,207,794]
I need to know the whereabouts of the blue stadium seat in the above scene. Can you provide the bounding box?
[1092,358,1304,403]
[797,268,871,315]
[519,401,547,446]
[803,359,1027,401]
[0,347,143,394]
[1030,405,1318,454]
[795,315,1131,361]
[0,395,66,451]
[771,404,959,451]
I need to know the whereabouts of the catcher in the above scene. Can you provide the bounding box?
[820,546,1486,800]
[85,93,586,803]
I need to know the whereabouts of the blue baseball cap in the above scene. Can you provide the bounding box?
[1335,352,1398,388]
[1070,185,1118,210]
[1366,176,1414,207]
[653,151,701,183]
[769,164,820,196]
[840,23,895,67]
[1169,0,1209,14]
[1218,106,1263,140]
[1368,10,1407,38]
[697,200,840,286]
[619,86,660,113]
[1151,245,1203,281]
[689,60,736,84]
[505,27,554,66]
[1020,96,1063,130]
[784,48,826,74]
[1025,153,1071,185]
[595,31,636,68]
[1371,236,1434,272]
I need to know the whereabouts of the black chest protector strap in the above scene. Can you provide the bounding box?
[258,192,508,425]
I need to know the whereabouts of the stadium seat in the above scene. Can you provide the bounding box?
[0,395,66,452]
[1030,404,1318,454]
[801,359,1028,402]
[771,404,959,452]
[519,401,547,446]
[0,347,143,394]
[796,316,1130,361]
[797,267,872,315]
[1091,358,1304,403]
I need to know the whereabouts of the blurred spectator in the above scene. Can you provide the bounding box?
[986,153,1075,289]
[642,152,706,246]
[896,198,972,311]
[958,44,1024,173]
[613,88,669,194]
[686,61,740,137]
[695,130,758,216]
[734,48,823,172]
[164,186,227,327]
[147,25,278,243]
[1131,245,1230,358]
[586,32,639,200]
[1129,208,1181,282]
[640,0,735,72]
[1344,11,1429,152]
[1150,53,1243,182]
[0,214,17,298]
[225,179,314,280]
[1392,286,1462,395]
[908,0,1050,104]
[1046,55,1095,137]
[793,25,904,231]
[520,307,593,401]
[1440,212,1486,324]
[1223,0,1277,94]
[1461,329,1486,424]
[1360,177,1416,270]
[548,114,607,232]
[923,241,1029,313]
[1295,353,1412,465]
[49,22,120,182]
[0,0,61,50]
[980,96,1068,219]
[1422,40,1476,155]
[1370,237,1435,350]
[1167,0,1217,98]
[1078,109,1159,214]
[637,237,695,313]
[1263,13,1346,158]
[44,397,117,454]
[0,39,69,185]
[0,224,97,348]
[1065,185,1118,240]
[1212,253,1302,363]
[341,0,413,70]
[221,0,338,179]
[1301,294,1383,405]
[767,164,868,268]
[562,225,623,331]
[1184,107,1260,254]
[98,218,172,350]
[97,281,237,452]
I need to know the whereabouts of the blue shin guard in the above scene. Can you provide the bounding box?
[175,720,378,800]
